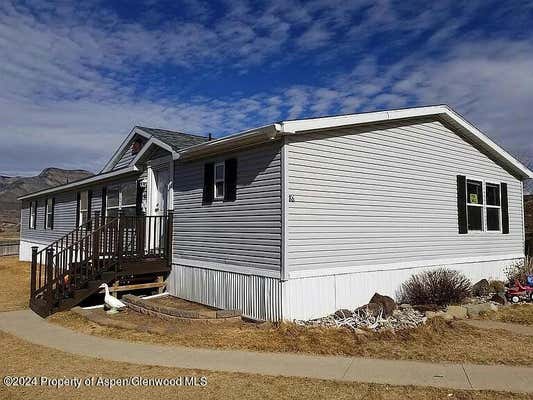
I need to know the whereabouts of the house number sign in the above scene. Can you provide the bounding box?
[288,194,295,202]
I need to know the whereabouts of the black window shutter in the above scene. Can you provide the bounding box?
[101,187,107,216]
[50,198,55,230]
[457,175,468,234]
[75,192,81,227]
[224,158,238,202]
[203,163,214,204]
[501,182,509,234]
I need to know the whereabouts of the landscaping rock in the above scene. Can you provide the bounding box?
[472,279,490,296]
[369,293,397,317]
[445,305,468,319]
[490,292,508,306]
[465,302,498,317]
[355,303,382,317]
[334,309,353,319]
[412,304,439,312]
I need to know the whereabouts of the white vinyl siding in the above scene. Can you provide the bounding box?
[286,118,524,273]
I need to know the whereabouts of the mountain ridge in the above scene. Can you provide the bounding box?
[0,168,93,238]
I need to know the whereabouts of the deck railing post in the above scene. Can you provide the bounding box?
[117,211,124,273]
[93,211,101,272]
[30,246,38,299]
[166,211,173,266]
[45,248,54,309]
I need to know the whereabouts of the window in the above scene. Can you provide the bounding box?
[106,182,137,217]
[458,175,509,235]
[466,179,483,231]
[45,198,54,229]
[486,183,501,231]
[214,163,225,199]
[29,201,37,229]
[78,191,89,226]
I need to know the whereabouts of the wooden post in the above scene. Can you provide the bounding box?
[30,246,38,299]
[92,211,101,271]
[157,275,164,294]
[117,211,123,274]
[111,280,119,297]
[166,210,173,266]
[46,248,54,308]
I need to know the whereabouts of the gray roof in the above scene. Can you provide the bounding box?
[136,126,208,151]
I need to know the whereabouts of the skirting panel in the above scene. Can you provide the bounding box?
[283,257,520,321]
[19,240,48,262]
[168,264,283,321]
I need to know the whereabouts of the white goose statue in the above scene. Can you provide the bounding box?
[99,283,126,313]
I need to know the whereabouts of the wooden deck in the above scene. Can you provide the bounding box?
[119,258,171,276]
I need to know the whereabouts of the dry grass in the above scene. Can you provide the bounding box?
[3,256,533,367]
[50,309,533,366]
[481,304,533,325]
[1,331,531,400]
[0,256,29,311]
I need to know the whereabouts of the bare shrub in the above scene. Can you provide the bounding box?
[504,256,533,284]
[397,268,472,306]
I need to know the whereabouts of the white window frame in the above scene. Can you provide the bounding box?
[214,162,225,200]
[466,179,484,232]
[79,191,89,227]
[106,182,137,216]
[45,198,53,230]
[485,182,502,233]
[29,201,36,229]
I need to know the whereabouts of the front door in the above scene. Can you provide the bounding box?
[147,168,170,253]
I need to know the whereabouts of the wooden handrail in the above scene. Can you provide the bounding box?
[30,214,172,316]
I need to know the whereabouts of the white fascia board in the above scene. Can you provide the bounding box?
[130,137,177,166]
[18,165,139,201]
[100,127,152,173]
[175,124,281,160]
[439,109,533,179]
[279,105,447,133]
[279,105,533,179]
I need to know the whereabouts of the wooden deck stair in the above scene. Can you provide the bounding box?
[30,213,173,318]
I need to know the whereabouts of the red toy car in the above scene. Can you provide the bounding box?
[506,279,533,303]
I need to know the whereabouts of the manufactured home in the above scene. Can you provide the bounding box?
[19,105,533,320]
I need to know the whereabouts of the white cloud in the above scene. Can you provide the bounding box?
[0,0,532,189]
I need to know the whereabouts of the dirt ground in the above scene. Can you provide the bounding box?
[1,331,531,400]
[0,256,29,311]
[480,304,533,325]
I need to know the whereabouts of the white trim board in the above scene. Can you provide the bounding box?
[288,253,524,279]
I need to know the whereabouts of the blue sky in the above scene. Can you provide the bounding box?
[1,0,533,176]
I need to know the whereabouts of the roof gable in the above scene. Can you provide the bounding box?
[101,126,207,173]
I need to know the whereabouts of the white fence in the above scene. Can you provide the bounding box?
[0,242,19,257]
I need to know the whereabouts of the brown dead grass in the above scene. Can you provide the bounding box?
[481,304,533,325]
[1,330,531,400]
[50,309,533,366]
[3,257,533,367]
[0,256,29,311]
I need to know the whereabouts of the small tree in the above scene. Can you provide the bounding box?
[397,268,472,306]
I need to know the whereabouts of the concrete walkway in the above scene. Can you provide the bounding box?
[464,319,533,337]
[1,310,532,394]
